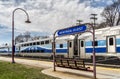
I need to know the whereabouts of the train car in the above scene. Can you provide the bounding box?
[0,46,12,55]
[15,36,75,58]
[77,25,120,59]
[1,25,120,59]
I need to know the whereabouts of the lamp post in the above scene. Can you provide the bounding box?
[12,8,31,63]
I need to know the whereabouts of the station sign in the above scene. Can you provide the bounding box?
[57,25,87,36]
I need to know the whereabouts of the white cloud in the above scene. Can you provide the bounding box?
[0,0,104,35]
[106,1,113,5]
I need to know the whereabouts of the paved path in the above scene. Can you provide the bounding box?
[0,57,52,68]
[0,56,120,79]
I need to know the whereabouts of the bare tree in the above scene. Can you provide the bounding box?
[15,31,31,44]
[116,0,120,25]
[23,31,31,42]
[15,34,24,44]
[15,31,50,43]
[101,0,120,26]
[96,22,107,29]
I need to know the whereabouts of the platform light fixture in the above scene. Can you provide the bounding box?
[12,8,31,63]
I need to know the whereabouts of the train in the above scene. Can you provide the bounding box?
[1,25,120,59]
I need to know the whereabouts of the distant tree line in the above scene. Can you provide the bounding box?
[15,31,31,44]
[15,31,49,44]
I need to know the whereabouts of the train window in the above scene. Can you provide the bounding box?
[60,44,63,48]
[41,41,44,45]
[25,50,27,53]
[37,50,40,52]
[41,50,44,53]
[33,42,36,45]
[92,41,98,46]
[24,44,26,46]
[109,38,114,45]
[69,42,72,48]
[30,50,32,52]
[26,50,29,53]
[37,42,40,45]
[81,41,84,47]
[26,43,29,46]
[45,40,49,44]
[30,43,32,46]
[33,50,36,53]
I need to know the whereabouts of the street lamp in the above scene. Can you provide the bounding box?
[12,8,31,63]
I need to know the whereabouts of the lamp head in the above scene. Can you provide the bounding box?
[25,19,31,23]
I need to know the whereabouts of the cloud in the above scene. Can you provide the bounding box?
[0,0,104,35]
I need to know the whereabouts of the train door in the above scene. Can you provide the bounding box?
[107,36,116,53]
[68,40,74,58]
[79,40,85,58]
[73,35,79,57]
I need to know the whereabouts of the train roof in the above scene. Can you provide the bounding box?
[10,25,120,46]
[0,46,10,49]
[15,35,75,45]
[56,35,75,40]
[15,37,53,45]
[78,25,120,39]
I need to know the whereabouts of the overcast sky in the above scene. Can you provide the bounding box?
[0,0,114,45]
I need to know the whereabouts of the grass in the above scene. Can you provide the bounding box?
[0,61,59,79]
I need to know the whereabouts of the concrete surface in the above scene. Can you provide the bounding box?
[0,56,120,79]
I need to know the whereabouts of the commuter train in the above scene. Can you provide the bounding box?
[1,25,120,59]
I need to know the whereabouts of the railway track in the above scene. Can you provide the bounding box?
[1,54,120,68]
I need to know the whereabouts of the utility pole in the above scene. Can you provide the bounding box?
[90,13,97,79]
[90,14,97,27]
[76,20,83,25]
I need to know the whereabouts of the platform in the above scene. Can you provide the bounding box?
[0,56,120,79]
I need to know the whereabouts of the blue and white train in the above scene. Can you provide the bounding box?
[1,25,120,59]
[78,25,120,59]
[15,37,68,57]
[0,46,12,55]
